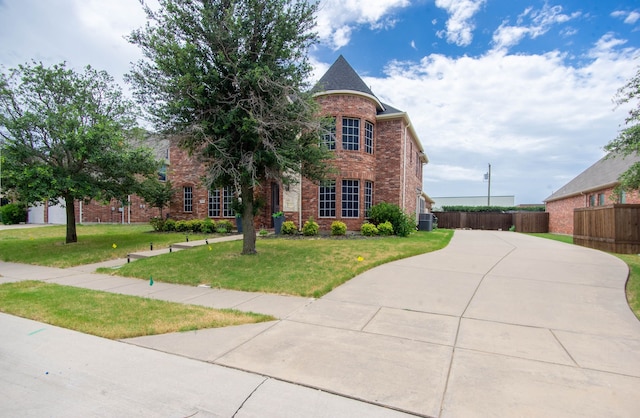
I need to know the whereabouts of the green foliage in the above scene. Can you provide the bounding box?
[331,221,347,236]
[302,218,319,236]
[360,223,379,236]
[138,179,174,218]
[127,0,331,255]
[439,205,545,212]
[202,218,216,233]
[281,220,297,235]
[377,221,394,236]
[368,202,414,237]
[259,228,269,236]
[149,216,165,232]
[186,219,202,233]
[0,62,158,243]
[0,203,26,224]
[174,220,190,232]
[164,219,176,232]
[216,219,234,233]
[604,67,640,191]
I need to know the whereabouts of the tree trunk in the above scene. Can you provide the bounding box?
[241,184,257,255]
[64,195,78,244]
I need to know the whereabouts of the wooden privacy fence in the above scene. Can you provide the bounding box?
[433,211,548,233]
[574,204,640,254]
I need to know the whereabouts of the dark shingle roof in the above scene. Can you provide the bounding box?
[312,55,376,97]
[545,152,640,202]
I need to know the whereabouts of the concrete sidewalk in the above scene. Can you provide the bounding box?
[2,230,640,417]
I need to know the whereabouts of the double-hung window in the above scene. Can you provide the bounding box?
[342,117,360,151]
[183,186,193,212]
[342,180,359,218]
[319,181,336,218]
[364,181,373,217]
[364,121,374,154]
[208,189,221,217]
[222,186,234,217]
[322,117,336,150]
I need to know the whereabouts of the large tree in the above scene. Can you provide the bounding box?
[128,0,331,255]
[0,62,158,243]
[605,67,640,190]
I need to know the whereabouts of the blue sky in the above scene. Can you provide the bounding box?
[1,0,639,205]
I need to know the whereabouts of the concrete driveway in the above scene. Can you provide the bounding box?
[2,230,640,417]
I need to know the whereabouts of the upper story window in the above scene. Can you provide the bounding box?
[322,117,336,150]
[342,117,360,151]
[319,180,336,218]
[364,121,374,154]
[183,186,193,212]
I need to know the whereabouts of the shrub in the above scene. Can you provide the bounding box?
[202,218,216,233]
[331,221,347,236]
[216,219,234,233]
[149,217,165,232]
[259,228,269,236]
[164,218,176,232]
[368,202,414,237]
[175,220,190,232]
[377,221,394,236]
[360,223,379,236]
[395,213,416,237]
[281,220,297,235]
[302,218,319,236]
[0,203,27,225]
[186,219,202,233]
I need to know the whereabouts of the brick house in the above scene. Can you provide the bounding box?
[544,152,640,235]
[33,56,429,230]
[165,55,429,231]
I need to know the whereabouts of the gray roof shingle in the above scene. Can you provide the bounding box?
[545,152,640,202]
[312,55,375,96]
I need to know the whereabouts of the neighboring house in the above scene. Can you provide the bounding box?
[544,152,640,235]
[27,137,169,225]
[166,55,429,231]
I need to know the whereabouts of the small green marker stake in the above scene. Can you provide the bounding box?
[150,276,154,286]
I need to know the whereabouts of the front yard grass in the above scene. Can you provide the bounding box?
[102,230,454,298]
[0,224,211,268]
[0,281,273,339]
[528,233,640,320]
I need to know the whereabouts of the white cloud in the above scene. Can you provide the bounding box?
[410,40,417,50]
[492,3,581,52]
[434,0,486,47]
[612,10,640,25]
[315,0,410,50]
[362,35,639,202]
[0,0,146,86]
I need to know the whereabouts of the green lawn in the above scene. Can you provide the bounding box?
[528,233,640,320]
[102,230,454,297]
[0,281,273,339]
[0,224,212,267]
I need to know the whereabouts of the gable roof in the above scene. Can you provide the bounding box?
[545,152,640,202]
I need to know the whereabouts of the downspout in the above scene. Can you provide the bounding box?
[402,121,411,211]
[128,195,131,224]
[79,201,83,224]
[298,174,303,231]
